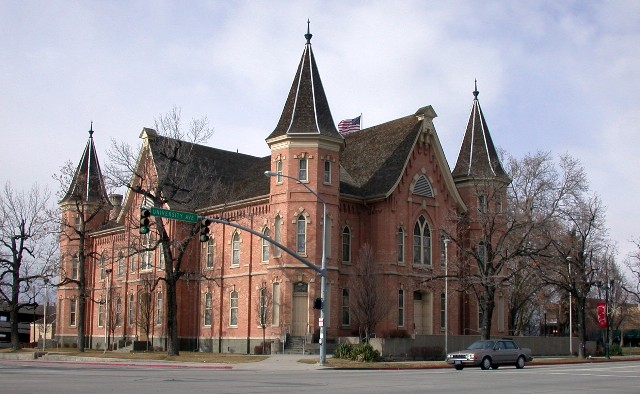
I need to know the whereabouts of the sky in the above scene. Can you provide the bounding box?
[1,1,639,261]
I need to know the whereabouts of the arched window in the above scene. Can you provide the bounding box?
[274,215,282,257]
[275,159,283,183]
[71,255,79,279]
[298,158,308,181]
[115,297,122,326]
[342,226,351,263]
[262,228,270,262]
[204,292,212,326]
[155,291,163,325]
[413,215,431,265]
[230,290,239,326]
[205,237,214,268]
[397,228,405,263]
[258,287,269,327]
[296,215,306,254]
[231,232,240,267]
[117,251,124,277]
[128,293,135,326]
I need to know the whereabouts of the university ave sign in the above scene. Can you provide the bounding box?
[149,207,198,223]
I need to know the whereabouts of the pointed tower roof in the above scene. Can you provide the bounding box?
[60,123,111,205]
[452,82,509,181]
[266,22,342,140]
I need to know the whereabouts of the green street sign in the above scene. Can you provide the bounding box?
[149,207,198,223]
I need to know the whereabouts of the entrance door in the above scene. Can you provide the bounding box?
[291,283,309,336]
[413,291,433,335]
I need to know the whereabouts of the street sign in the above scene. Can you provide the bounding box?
[149,207,198,223]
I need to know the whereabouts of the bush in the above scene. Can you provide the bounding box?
[610,343,623,356]
[333,343,380,362]
[334,343,353,359]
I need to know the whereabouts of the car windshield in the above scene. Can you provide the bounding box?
[467,340,495,350]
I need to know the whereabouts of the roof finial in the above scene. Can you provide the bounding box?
[305,19,312,44]
[473,79,479,99]
[89,121,94,137]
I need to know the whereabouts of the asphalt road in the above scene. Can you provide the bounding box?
[1,359,639,393]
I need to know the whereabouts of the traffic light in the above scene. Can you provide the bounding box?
[313,298,322,310]
[139,209,151,234]
[199,218,212,242]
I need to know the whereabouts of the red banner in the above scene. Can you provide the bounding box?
[597,302,607,329]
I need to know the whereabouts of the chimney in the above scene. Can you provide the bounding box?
[108,194,123,220]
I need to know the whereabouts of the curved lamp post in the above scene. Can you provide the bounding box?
[265,171,328,365]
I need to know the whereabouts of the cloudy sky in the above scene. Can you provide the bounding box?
[1,1,639,259]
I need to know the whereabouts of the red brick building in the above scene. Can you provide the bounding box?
[56,28,509,352]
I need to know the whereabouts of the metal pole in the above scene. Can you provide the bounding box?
[567,256,572,356]
[319,200,327,365]
[43,281,48,351]
[104,269,112,353]
[444,239,450,357]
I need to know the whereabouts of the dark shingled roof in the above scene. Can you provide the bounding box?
[149,134,270,211]
[340,113,422,198]
[60,127,111,205]
[267,31,341,140]
[452,87,508,181]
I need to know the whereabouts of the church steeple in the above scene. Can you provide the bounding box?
[60,123,111,205]
[267,22,341,141]
[452,82,509,182]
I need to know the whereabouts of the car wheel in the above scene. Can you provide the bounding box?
[491,364,499,369]
[481,357,492,370]
[454,365,464,371]
[515,355,525,369]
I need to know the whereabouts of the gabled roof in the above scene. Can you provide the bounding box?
[266,25,341,141]
[60,124,111,205]
[452,84,509,182]
[145,132,270,211]
[339,113,422,198]
[339,106,466,212]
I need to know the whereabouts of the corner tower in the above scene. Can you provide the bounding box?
[265,23,344,339]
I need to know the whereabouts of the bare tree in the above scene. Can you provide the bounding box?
[349,244,391,342]
[624,238,640,304]
[105,107,221,356]
[256,285,272,354]
[0,182,56,350]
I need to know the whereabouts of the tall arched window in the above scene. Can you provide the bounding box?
[296,215,306,254]
[115,297,122,326]
[230,290,239,326]
[128,293,135,326]
[342,226,351,263]
[262,227,270,262]
[274,215,282,257]
[397,228,405,263]
[205,237,214,268]
[204,292,212,326]
[413,215,431,265]
[275,159,283,183]
[231,232,240,266]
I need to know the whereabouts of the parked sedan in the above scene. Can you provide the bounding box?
[446,339,533,370]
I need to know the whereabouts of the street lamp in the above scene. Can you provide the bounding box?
[264,170,328,365]
[443,238,450,357]
[567,256,573,356]
[595,279,614,359]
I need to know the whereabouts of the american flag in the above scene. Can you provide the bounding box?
[338,115,361,134]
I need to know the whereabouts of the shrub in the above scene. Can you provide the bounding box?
[333,343,380,362]
[610,343,623,356]
[334,343,353,359]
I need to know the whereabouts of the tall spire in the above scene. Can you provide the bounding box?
[267,22,341,140]
[452,82,508,181]
[60,124,111,204]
